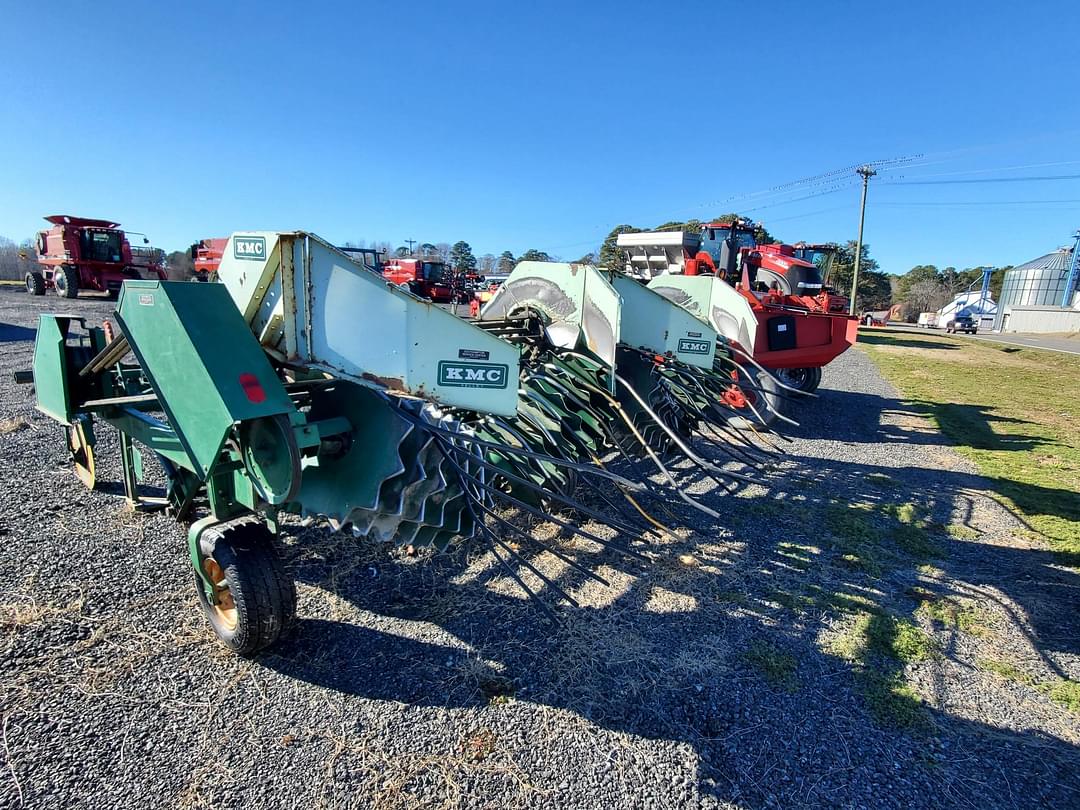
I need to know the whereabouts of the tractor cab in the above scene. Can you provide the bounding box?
[697,221,826,296]
[791,243,839,290]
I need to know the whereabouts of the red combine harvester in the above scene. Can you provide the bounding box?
[27,215,167,299]
[382,257,470,302]
[619,220,858,395]
[190,237,228,281]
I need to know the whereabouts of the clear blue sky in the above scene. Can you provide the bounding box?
[1,0,1078,274]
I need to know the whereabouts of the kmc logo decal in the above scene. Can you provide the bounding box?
[678,338,712,354]
[233,236,266,260]
[437,361,509,389]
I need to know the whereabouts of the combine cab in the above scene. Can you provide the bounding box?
[28,215,167,299]
[619,221,858,394]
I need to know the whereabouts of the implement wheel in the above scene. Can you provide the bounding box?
[777,366,822,396]
[194,518,296,656]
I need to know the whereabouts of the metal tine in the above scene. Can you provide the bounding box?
[525,366,703,509]
[522,375,688,532]
[677,355,804,410]
[482,530,560,624]
[448,451,651,552]
[697,418,778,467]
[397,406,648,494]
[540,360,723,519]
[473,500,612,587]
[435,438,652,562]
[442,443,585,624]
[572,463,678,541]
[612,372,765,486]
[701,363,801,432]
[391,405,648,492]
[488,532,581,607]
[464,437,650,540]
[655,371,779,466]
[723,344,819,399]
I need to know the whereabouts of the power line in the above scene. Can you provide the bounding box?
[883,174,1080,186]
[876,199,1080,206]
[886,159,1080,181]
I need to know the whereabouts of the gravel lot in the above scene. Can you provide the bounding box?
[1,286,1078,809]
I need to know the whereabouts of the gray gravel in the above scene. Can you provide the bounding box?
[1,286,1078,809]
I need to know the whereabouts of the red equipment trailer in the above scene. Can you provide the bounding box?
[382,257,470,302]
[27,215,167,299]
[190,237,228,281]
[620,220,858,394]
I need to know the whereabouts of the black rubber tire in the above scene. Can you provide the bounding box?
[54,265,79,299]
[194,517,296,656]
[777,366,822,397]
[25,271,45,296]
[801,366,823,394]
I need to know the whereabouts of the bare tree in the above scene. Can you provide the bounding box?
[434,242,451,262]
[908,278,950,314]
[0,236,36,282]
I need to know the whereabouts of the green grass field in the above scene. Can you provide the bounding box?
[859,329,1080,562]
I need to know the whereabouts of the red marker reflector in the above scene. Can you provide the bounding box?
[239,372,266,403]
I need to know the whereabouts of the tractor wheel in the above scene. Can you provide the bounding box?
[25,271,45,296]
[802,366,823,393]
[54,265,79,299]
[194,517,296,656]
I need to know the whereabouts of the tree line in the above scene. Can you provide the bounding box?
[342,239,558,277]
[0,226,1014,320]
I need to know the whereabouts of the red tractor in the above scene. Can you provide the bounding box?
[620,220,858,395]
[190,237,228,281]
[27,215,167,299]
[382,257,470,302]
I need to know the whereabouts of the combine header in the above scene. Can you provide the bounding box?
[21,236,784,655]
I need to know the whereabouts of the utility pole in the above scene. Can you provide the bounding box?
[849,165,877,317]
[404,238,417,255]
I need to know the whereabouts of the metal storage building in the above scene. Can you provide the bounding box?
[993,245,1079,332]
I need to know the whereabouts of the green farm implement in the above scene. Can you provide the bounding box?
[21,236,784,655]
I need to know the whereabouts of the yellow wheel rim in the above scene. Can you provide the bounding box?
[202,558,237,631]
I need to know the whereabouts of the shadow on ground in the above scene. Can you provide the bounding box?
[259,384,1080,807]
[0,322,36,343]
[855,332,962,351]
